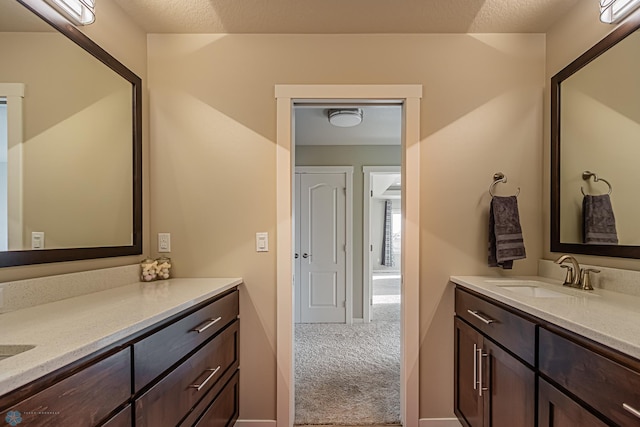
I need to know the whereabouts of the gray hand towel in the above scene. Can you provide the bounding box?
[583,194,618,245]
[488,196,526,269]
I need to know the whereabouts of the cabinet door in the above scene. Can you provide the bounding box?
[483,339,535,427]
[538,379,608,427]
[454,318,483,427]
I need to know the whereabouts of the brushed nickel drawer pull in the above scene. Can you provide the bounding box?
[473,344,478,391]
[467,310,496,325]
[190,366,221,391]
[478,350,488,397]
[623,403,640,419]
[192,317,222,333]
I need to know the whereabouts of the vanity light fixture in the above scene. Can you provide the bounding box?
[43,0,96,25]
[600,0,640,23]
[328,108,363,127]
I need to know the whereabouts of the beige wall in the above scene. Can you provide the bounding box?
[295,144,401,319]
[545,2,640,270]
[0,1,148,281]
[0,32,133,249]
[148,33,545,419]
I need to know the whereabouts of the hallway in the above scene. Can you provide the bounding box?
[294,273,401,425]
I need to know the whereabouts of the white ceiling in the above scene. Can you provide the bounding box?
[112,0,582,34]
[373,173,402,198]
[295,105,401,146]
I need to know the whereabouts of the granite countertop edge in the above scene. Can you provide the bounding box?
[0,277,242,396]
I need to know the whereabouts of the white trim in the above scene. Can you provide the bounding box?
[296,166,353,174]
[235,420,278,427]
[276,96,295,427]
[276,84,422,100]
[362,166,401,323]
[1,83,25,250]
[419,418,463,427]
[0,83,25,98]
[276,84,422,427]
[294,166,354,324]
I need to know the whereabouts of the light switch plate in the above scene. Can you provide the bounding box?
[158,233,171,252]
[256,232,269,252]
[31,232,45,250]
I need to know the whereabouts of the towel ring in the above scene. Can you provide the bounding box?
[489,172,520,197]
[581,170,612,196]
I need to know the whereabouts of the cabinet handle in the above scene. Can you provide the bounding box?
[473,344,478,391]
[192,317,222,333]
[190,366,221,391]
[478,349,488,397]
[623,403,640,419]
[467,310,496,325]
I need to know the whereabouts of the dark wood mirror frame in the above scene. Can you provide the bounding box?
[551,13,640,259]
[0,0,143,267]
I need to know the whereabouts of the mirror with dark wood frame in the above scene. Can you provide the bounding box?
[551,14,640,259]
[0,0,142,267]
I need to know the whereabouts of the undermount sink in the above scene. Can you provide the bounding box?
[495,285,570,298]
[0,345,35,361]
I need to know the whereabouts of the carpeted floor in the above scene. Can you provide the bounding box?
[294,274,401,425]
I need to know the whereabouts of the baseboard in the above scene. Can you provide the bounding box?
[234,420,277,427]
[351,317,365,324]
[419,418,463,427]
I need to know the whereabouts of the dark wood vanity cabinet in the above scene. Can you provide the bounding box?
[0,288,240,427]
[0,348,131,427]
[539,327,640,426]
[455,285,640,427]
[454,289,535,427]
[538,379,608,427]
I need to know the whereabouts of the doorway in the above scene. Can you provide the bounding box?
[275,84,422,427]
[0,83,25,251]
[363,166,402,323]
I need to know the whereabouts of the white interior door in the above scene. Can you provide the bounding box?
[298,172,346,323]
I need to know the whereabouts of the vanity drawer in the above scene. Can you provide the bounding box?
[539,327,640,426]
[193,371,239,427]
[134,289,238,390]
[6,348,131,427]
[102,404,132,427]
[455,287,535,365]
[135,320,239,427]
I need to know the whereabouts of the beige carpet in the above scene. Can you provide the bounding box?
[294,275,401,425]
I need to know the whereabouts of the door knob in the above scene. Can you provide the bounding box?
[295,253,299,259]
[302,253,310,259]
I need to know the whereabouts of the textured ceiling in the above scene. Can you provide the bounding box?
[112,0,583,34]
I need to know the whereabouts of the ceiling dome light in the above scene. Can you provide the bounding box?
[328,108,363,127]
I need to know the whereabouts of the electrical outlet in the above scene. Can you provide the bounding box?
[158,233,171,252]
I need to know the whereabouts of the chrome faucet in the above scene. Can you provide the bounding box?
[554,255,599,290]
[554,255,582,287]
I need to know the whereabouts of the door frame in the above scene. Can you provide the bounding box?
[363,166,401,323]
[294,166,354,324]
[0,83,25,250]
[276,84,422,427]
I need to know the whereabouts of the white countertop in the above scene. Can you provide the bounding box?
[0,277,242,395]
[450,276,640,361]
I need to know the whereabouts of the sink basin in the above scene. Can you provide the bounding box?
[0,345,35,361]
[496,285,570,298]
